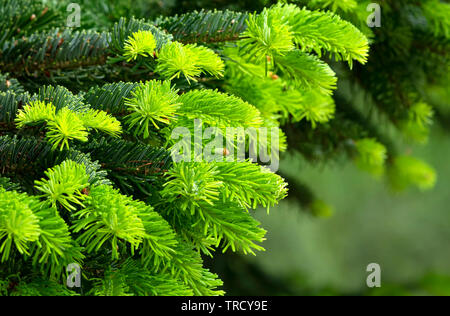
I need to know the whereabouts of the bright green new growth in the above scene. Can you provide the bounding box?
[400,102,434,144]
[0,191,41,260]
[119,25,226,82]
[161,162,223,214]
[189,45,226,78]
[46,108,89,150]
[155,42,225,81]
[73,185,148,259]
[124,80,180,137]
[161,161,287,255]
[275,50,337,95]
[389,156,437,191]
[407,102,435,128]
[223,2,367,135]
[15,100,56,128]
[34,160,90,211]
[0,159,229,295]
[1,0,443,297]
[307,0,358,12]
[177,89,263,129]
[156,42,200,81]
[89,259,193,296]
[215,162,288,211]
[310,199,334,218]
[15,101,122,150]
[123,30,157,61]
[270,3,369,67]
[0,187,82,275]
[79,109,122,137]
[239,3,369,70]
[241,8,294,62]
[354,138,387,176]
[293,89,336,127]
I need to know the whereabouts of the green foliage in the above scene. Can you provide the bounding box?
[354,138,387,176]
[389,156,437,191]
[241,8,295,62]
[0,0,446,297]
[177,89,263,129]
[124,80,180,136]
[83,81,140,114]
[155,42,225,81]
[0,191,41,261]
[123,30,157,62]
[34,160,90,211]
[0,135,110,187]
[0,28,109,86]
[214,162,288,211]
[8,277,79,296]
[0,0,62,46]
[46,108,89,150]
[15,98,122,150]
[422,0,450,38]
[89,259,192,296]
[160,161,287,255]
[270,3,369,67]
[15,101,56,128]
[400,102,434,144]
[110,17,173,54]
[0,90,30,124]
[0,177,20,192]
[275,50,337,94]
[294,89,336,127]
[307,0,358,12]
[78,109,122,137]
[73,185,148,259]
[0,188,83,277]
[161,162,223,213]
[274,0,447,195]
[31,204,84,277]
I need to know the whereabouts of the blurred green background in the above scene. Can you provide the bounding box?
[206,128,450,295]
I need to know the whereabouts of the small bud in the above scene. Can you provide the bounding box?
[271,73,279,80]
[30,14,36,21]
[5,80,11,88]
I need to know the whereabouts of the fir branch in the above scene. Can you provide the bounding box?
[0,135,110,187]
[177,89,263,129]
[124,80,180,136]
[271,3,370,67]
[0,0,63,46]
[84,82,140,115]
[275,50,338,95]
[34,160,90,211]
[147,240,224,296]
[72,185,147,259]
[154,9,248,44]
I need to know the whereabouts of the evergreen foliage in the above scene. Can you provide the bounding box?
[0,0,448,296]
